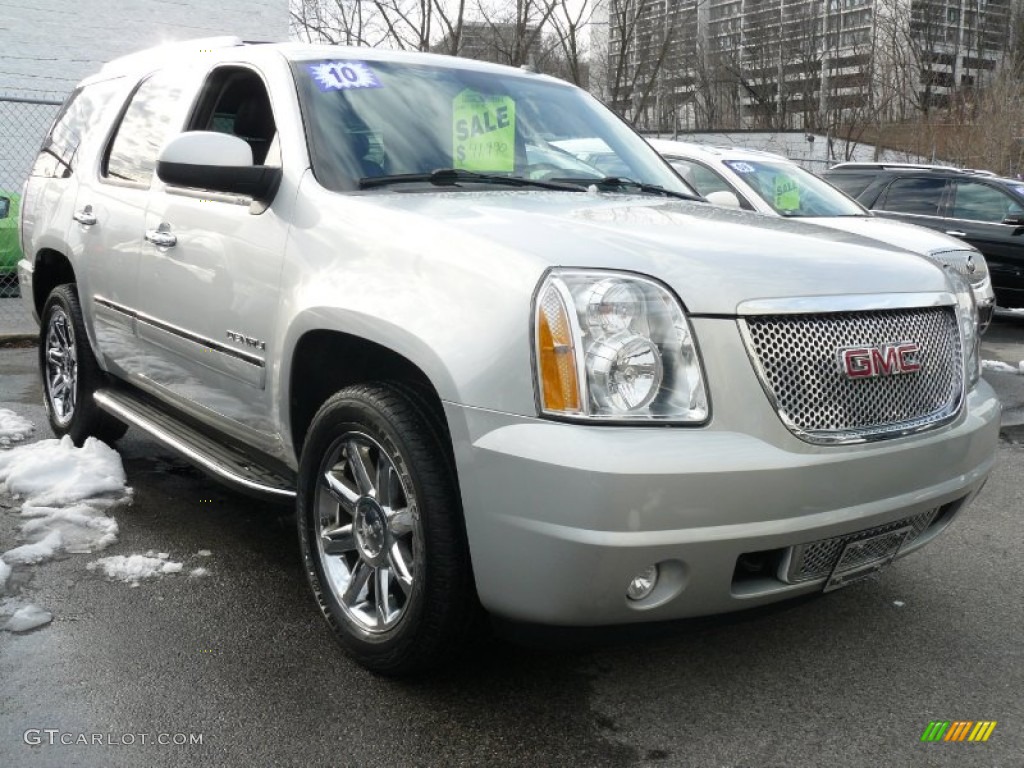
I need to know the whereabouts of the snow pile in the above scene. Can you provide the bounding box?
[0,437,130,569]
[189,567,209,578]
[88,553,183,586]
[0,410,34,447]
[0,436,129,507]
[0,559,10,591]
[981,359,1024,375]
[3,603,52,633]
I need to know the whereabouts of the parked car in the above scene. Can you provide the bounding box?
[821,162,1024,308]
[0,190,22,297]
[643,140,996,330]
[19,38,999,675]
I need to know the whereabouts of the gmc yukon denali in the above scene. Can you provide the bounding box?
[18,38,1000,674]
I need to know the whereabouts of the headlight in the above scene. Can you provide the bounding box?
[945,266,980,389]
[533,270,709,422]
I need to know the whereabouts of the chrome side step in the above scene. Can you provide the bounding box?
[94,388,296,502]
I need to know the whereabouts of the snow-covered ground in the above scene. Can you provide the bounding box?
[0,408,34,447]
[1,421,214,632]
[982,359,1024,375]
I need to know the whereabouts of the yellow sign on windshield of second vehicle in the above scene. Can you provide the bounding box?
[452,90,516,172]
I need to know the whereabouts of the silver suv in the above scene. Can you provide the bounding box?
[18,38,999,674]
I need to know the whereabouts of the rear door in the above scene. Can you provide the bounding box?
[870,176,951,235]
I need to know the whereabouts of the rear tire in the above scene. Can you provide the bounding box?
[39,285,127,445]
[297,382,478,675]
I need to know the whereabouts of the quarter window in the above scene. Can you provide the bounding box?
[32,80,121,179]
[879,178,946,216]
[105,71,187,185]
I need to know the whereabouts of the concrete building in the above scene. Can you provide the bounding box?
[603,0,1016,131]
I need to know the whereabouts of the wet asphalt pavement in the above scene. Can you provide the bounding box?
[1,317,1023,768]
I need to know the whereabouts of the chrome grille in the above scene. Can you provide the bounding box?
[741,307,963,443]
[928,251,986,289]
[782,509,937,583]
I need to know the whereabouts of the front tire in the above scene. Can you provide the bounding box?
[39,285,127,445]
[297,383,477,675]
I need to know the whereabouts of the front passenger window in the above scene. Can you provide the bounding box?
[951,181,1016,223]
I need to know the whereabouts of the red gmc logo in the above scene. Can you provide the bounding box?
[839,343,922,378]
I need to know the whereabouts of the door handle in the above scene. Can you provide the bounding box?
[145,224,177,248]
[945,230,967,238]
[73,206,96,226]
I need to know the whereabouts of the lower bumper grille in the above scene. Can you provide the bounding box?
[780,509,938,583]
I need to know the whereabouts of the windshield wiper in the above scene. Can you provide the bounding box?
[552,176,700,201]
[359,168,584,192]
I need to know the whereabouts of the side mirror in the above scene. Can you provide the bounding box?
[156,132,281,202]
[705,189,742,209]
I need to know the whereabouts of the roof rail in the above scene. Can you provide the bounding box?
[98,36,245,75]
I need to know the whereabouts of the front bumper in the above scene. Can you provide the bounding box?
[17,258,38,324]
[446,383,1000,626]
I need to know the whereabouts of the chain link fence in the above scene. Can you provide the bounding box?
[0,95,61,334]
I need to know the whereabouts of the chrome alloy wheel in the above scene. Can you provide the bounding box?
[314,432,422,633]
[44,307,78,426]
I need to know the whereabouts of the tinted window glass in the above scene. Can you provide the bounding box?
[951,181,1019,222]
[822,172,876,197]
[880,178,945,215]
[32,80,121,179]
[105,71,187,184]
[669,159,733,196]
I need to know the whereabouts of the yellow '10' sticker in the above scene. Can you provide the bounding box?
[452,90,515,172]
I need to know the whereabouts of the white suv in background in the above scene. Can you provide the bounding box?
[647,139,996,329]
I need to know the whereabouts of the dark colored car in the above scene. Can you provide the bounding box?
[822,163,1024,307]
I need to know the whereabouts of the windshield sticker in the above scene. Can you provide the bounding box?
[452,89,515,172]
[774,175,800,211]
[728,161,755,174]
[308,61,382,91]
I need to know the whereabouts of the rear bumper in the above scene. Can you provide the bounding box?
[446,383,1000,625]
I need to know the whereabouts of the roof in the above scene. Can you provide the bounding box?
[646,138,789,164]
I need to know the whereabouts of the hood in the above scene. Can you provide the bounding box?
[810,215,977,257]
[357,190,952,315]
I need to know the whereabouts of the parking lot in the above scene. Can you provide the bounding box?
[1,314,1022,768]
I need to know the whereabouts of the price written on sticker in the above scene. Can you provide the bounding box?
[452,90,516,172]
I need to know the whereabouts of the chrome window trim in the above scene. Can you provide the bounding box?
[736,292,956,316]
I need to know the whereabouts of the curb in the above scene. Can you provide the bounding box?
[0,334,37,348]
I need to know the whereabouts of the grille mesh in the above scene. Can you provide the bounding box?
[785,509,937,583]
[742,308,963,442]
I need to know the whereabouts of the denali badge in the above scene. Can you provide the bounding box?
[226,330,266,351]
[839,343,921,379]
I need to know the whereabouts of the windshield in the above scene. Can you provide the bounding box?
[292,57,691,195]
[723,159,867,217]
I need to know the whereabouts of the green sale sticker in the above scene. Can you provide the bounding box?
[452,90,515,172]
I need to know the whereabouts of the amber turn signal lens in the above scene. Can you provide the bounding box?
[537,285,581,413]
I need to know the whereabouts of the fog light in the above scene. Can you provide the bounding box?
[626,565,659,601]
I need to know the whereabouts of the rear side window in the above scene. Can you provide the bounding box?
[823,172,876,198]
[879,178,946,216]
[31,80,121,179]
[105,71,187,185]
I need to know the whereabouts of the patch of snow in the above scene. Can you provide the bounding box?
[0,436,130,507]
[981,359,1020,374]
[0,559,10,592]
[87,554,184,585]
[18,504,118,554]
[196,549,212,557]
[0,410,34,448]
[3,604,53,632]
[188,567,209,578]
[894,600,905,608]
[2,530,63,565]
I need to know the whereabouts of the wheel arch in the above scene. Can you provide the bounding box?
[32,248,76,318]
[286,328,456,465]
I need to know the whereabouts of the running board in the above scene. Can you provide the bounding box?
[94,389,296,502]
